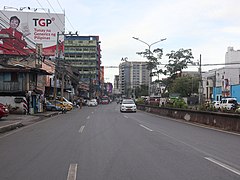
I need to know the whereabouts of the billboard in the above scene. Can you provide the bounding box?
[0,10,64,56]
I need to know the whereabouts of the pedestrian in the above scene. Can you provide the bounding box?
[80,98,83,109]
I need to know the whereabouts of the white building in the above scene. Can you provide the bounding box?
[202,47,240,101]
[119,61,150,97]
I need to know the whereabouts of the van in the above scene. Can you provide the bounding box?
[0,96,28,114]
[219,97,238,110]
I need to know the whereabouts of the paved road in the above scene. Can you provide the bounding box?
[0,103,239,180]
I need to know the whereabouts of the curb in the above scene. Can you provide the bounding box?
[0,111,61,134]
[0,121,23,133]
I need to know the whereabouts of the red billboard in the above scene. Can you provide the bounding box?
[0,10,64,56]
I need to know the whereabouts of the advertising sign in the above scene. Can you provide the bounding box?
[0,10,64,56]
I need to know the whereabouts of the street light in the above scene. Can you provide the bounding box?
[132,37,166,96]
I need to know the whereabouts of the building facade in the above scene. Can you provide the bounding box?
[64,35,101,98]
[202,47,240,102]
[119,61,150,97]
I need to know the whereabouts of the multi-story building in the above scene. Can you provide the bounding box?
[64,35,101,98]
[119,61,150,97]
[113,75,121,97]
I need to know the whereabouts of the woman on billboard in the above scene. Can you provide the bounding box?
[0,15,29,55]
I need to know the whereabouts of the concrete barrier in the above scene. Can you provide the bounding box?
[137,105,240,133]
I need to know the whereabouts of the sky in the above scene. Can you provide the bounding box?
[1,0,240,84]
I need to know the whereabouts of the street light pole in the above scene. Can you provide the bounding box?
[132,37,166,97]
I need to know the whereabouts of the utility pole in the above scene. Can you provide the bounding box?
[53,32,60,100]
[199,54,203,106]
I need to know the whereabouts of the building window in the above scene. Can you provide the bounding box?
[3,72,18,82]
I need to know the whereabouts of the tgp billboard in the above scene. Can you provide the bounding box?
[0,10,64,56]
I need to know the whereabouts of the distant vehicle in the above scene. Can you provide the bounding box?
[219,97,238,110]
[120,99,137,113]
[45,101,63,111]
[50,100,73,111]
[56,97,73,106]
[101,96,109,104]
[87,99,98,107]
[0,103,9,119]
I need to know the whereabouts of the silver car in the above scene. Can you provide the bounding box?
[120,99,136,113]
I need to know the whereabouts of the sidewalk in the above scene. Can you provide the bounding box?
[0,111,61,133]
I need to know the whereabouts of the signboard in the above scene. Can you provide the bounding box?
[0,10,64,56]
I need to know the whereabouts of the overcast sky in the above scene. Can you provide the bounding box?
[1,0,240,83]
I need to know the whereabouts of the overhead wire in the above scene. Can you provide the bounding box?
[35,0,64,33]
[45,0,67,32]
[56,0,75,32]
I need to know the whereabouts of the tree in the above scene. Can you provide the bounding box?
[134,85,148,98]
[169,76,199,97]
[158,48,194,93]
[159,48,194,79]
[136,48,163,77]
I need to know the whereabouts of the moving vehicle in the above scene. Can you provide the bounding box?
[0,103,9,119]
[120,99,137,113]
[87,99,98,107]
[101,97,109,104]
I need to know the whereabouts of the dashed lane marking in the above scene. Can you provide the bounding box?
[67,164,78,180]
[79,126,85,133]
[140,124,153,132]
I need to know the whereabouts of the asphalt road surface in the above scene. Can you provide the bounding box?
[0,103,240,180]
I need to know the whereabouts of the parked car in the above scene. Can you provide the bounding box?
[56,96,73,106]
[120,99,137,113]
[0,103,9,119]
[45,101,63,111]
[50,100,73,111]
[219,97,238,110]
[87,99,98,107]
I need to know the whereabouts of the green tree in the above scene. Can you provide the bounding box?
[158,48,194,93]
[137,48,163,77]
[159,48,194,79]
[134,85,148,98]
[169,76,199,97]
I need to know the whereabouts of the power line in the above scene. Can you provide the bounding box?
[35,0,63,33]
[105,62,240,69]
[56,0,76,32]
[45,0,66,31]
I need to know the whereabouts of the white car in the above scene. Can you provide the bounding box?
[120,99,136,113]
[88,99,98,106]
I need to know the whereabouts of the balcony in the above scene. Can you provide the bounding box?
[0,82,25,92]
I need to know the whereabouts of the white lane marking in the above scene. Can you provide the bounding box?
[79,126,85,133]
[205,157,240,176]
[67,164,78,180]
[124,115,128,119]
[86,116,90,119]
[91,111,94,114]
[140,124,153,132]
